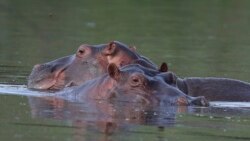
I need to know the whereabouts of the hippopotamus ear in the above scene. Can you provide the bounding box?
[103,41,116,55]
[108,63,121,81]
[159,62,168,72]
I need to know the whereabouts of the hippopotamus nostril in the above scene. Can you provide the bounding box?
[32,64,47,71]
[34,64,41,69]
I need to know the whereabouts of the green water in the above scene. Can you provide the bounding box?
[1,0,250,140]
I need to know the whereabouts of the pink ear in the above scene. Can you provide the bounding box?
[108,63,121,80]
[103,41,116,55]
[159,62,168,72]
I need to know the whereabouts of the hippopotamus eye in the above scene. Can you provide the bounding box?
[76,45,90,58]
[132,78,139,83]
[76,49,85,58]
[79,49,85,54]
[130,75,143,87]
[78,49,85,55]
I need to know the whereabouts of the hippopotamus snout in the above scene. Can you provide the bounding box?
[28,55,75,90]
[33,64,41,69]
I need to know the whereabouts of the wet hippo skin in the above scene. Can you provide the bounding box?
[61,64,209,107]
[176,77,250,101]
[28,43,108,90]
[28,41,159,90]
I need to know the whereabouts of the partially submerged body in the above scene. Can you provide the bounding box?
[28,41,158,90]
[27,40,250,102]
[62,64,208,107]
[28,43,108,90]
[176,77,250,101]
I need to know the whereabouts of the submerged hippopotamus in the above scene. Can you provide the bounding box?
[62,63,208,107]
[28,41,158,90]
[28,44,107,90]
[159,70,250,101]
[176,77,250,101]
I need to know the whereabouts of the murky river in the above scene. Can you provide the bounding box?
[1,0,250,140]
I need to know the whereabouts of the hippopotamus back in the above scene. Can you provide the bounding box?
[176,77,250,101]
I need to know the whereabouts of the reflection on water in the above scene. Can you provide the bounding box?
[28,96,178,130]
[0,85,250,141]
[1,0,250,140]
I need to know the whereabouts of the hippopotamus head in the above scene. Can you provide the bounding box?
[106,64,209,107]
[28,41,158,90]
[28,44,108,90]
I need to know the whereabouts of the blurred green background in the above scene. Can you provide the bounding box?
[1,0,250,85]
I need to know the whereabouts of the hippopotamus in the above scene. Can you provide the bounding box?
[175,77,250,101]
[61,63,209,107]
[28,43,108,90]
[27,63,209,136]
[28,41,159,90]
